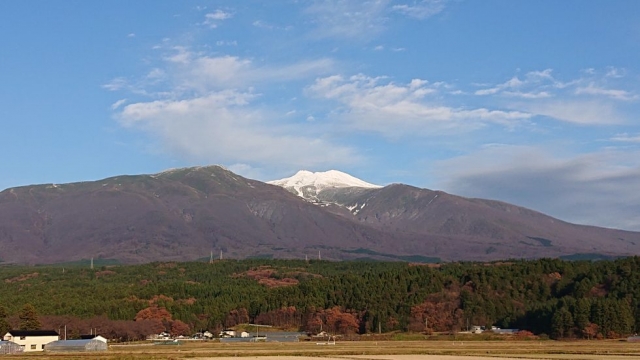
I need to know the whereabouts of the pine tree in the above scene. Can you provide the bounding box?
[0,305,10,335]
[19,303,41,330]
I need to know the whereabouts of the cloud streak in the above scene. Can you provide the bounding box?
[392,0,449,19]
[435,145,640,230]
[307,74,531,136]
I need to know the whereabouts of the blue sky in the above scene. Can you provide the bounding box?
[2,1,640,230]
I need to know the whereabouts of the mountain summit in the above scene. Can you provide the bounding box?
[268,170,381,200]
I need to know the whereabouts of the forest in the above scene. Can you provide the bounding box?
[1,257,639,341]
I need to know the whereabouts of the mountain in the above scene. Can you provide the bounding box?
[0,166,639,264]
[267,170,381,201]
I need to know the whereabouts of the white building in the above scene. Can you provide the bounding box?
[80,334,108,343]
[2,330,59,352]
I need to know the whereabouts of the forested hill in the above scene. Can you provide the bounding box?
[1,258,639,341]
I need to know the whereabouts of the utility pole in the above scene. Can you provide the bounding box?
[209,251,213,264]
[90,257,94,270]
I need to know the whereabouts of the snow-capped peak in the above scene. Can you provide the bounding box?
[268,170,381,195]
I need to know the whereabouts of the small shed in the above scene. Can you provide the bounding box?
[0,341,23,355]
[45,339,107,352]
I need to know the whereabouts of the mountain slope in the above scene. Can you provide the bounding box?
[0,167,424,264]
[269,171,640,260]
[1,166,639,264]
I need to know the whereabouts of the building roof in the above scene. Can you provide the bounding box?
[6,330,59,337]
[45,339,107,352]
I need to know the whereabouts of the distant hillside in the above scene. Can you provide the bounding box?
[0,166,639,264]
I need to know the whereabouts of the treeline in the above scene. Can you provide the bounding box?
[0,257,639,340]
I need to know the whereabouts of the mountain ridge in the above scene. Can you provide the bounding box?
[0,165,638,264]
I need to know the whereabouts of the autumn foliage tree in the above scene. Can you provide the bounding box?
[170,320,191,336]
[409,292,464,332]
[323,307,359,334]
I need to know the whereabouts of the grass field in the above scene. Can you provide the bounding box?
[4,340,640,360]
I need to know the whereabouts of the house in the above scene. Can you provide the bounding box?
[79,334,108,343]
[470,326,484,334]
[2,330,59,352]
[219,330,236,338]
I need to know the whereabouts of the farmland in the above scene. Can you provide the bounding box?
[4,340,640,360]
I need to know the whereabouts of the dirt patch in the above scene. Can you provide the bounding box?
[4,272,38,283]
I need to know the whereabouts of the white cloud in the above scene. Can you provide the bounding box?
[392,0,448,19]
[474,68,636,124]
[102,77,128,91]
[203,10,232,28]
[109,44,354,172]
[435,145,640,230]
[304,0,391,40]
[110,99,127,110]
[118,91,359,169]
[605,66,626,78]
[611,133,640,143]
[169,51,334,92]
[307,74,530,136]
[519,100,623,125]
[216,40,238,46]
[253,20,274,30]
[127,33,136,38]
[575,83,638,101]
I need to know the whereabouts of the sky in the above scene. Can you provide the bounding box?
[2,1,640,230]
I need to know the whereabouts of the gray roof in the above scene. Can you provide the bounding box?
[45,339,107,352]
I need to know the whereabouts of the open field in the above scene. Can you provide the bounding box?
[3,340,640,360]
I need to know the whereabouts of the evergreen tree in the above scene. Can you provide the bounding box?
[19,303,41,330]
[0,305,10,335]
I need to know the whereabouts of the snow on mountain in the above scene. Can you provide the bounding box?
[268,170,381,197]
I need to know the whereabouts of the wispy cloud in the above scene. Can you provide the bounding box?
[611,133,640,143]
[303,0,448,40]
[173,51,335,93]
[519,100,623,125]
[118,91,359,168]
[252,20,292,31]
[108,45,352,172]
[304,0,391,40]
[307,74,530,136]
[110,99,127,110]
[203,9,233,28]
[435,145,640,230]
[474,68,637,124]
[102,77,128,91]
[392,0,448,19]
[575,83,638,101]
